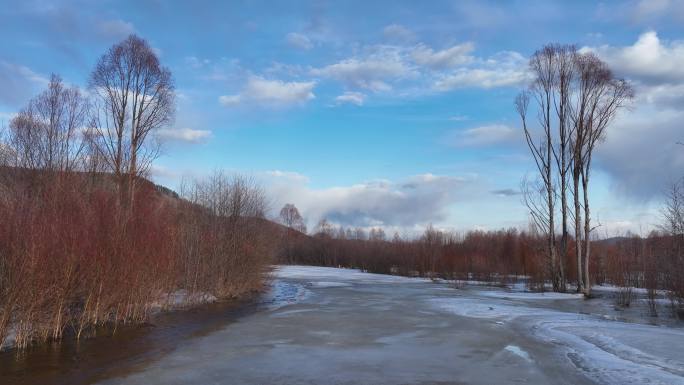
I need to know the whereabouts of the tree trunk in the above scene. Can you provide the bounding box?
[582,169,592,297]
[574,171,583,293]
[559,173,568,292]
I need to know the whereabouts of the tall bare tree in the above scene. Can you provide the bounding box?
[570,52,633,296]
[551,45,576,292]
[516,47,560,290]
[89,34,174,203]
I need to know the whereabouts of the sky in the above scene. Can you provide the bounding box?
[1,0,683,236]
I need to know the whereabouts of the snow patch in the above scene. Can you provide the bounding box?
[156,290,217,309]
[478,290,584,300]
[429,297,548,321]
[504,345,532,362]
[261,280,311,310]
[430,296,684,385]
[273,265,431,284]
[307,281,352,288]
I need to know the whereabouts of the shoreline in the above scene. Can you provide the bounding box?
[0,293,263,385]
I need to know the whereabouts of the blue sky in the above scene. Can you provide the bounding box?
[1,0,684,235]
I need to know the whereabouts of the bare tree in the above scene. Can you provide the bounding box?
[369,227,386,241]
[279,203,307,233]
[314,219,335,238]
[516,66,560,290]
[570,52,633,296]
[181,171,270,297]
[8,74,88,172]
[662,181,684,237]
[0,124,10,166]
[661,180,684,314]
[89,34,174,203]
[551,45,576,292]
[279,203,306,264]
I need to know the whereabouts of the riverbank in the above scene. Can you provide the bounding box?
[0,295,262,385]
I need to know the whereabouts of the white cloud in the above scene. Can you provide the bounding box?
[581,31,684,200]
[285,32,313,50]
[597,107,684,199]
[219,76,316,107]
[383,24,416,43]
[264,171,478,229]
[311,46,414,92]
[265,170,310,183]
[432,51,529,91]
[150,164,179,180]
[446,124,518,147]
[309,42,527,101]
[434,69,526,90]
[640,83,684,109]
[218,95,241,105]
[411,42,474,69]
[157,128,212,143]
[335,91,365,106]
[586,31,684,85]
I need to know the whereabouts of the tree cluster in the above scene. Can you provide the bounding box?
[0,35,275,350]
[517,45,633,295]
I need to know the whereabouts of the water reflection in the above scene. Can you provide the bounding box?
[0,298,258,385]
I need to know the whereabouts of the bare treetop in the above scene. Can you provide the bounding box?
[279,203,307,233]
[89,34,175,183]
[8,74,88,172]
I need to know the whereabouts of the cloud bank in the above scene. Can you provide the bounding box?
[264,171,478,229]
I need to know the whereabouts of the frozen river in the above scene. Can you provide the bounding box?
[3,265,684,385]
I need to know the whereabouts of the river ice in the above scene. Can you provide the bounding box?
[91,265,684,385]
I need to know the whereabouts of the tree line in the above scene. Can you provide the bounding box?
[278,201,684,318]
[0,35,276,350]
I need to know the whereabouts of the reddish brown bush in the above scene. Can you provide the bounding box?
[0,169,275,350]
